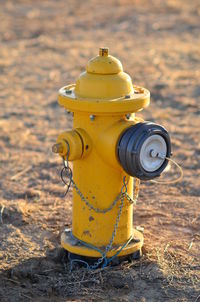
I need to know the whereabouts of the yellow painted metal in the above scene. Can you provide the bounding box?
[58,46,149,109]
[61,228,143,258]
[56,130,83,161]
[72,115,134,247]
[58,84,150,115]
[54,128,92,160]
[54,48,149,258]
[87,48,122,75]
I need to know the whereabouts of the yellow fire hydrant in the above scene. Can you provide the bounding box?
[52,48,171,267]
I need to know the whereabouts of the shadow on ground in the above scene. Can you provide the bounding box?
[0,247,199,302]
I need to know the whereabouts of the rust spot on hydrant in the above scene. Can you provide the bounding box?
[89,216,94,222]
[83,230,91,237]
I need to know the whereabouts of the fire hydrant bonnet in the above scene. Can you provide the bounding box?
[58,48,150,114]
[75,49,133,99]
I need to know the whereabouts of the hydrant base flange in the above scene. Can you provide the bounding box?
[61,228,143,258]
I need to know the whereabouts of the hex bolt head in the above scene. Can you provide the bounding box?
[99,47,109,57]
[65,89,72,94]
[150,149,157,158]
[90,115,95,121]
[52,143,63,154]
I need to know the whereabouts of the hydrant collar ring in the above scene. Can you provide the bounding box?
[58,84,150,114]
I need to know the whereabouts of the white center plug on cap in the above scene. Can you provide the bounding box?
[139,135,167,172]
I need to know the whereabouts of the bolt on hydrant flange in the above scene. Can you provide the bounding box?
[52,48,171,266]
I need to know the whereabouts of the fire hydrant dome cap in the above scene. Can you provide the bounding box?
[74,48,133,99]
[86,54,123,75]
[75,70,134,99]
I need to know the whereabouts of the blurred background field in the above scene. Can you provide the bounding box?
[0,0,200,301]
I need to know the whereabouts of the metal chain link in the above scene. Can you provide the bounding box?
[61,159,139,211]
[90,177,128,269]
[60,155,140,269]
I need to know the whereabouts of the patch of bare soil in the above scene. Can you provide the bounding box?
[0,0,200,301]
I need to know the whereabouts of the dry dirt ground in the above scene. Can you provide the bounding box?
[0,0,200,301]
